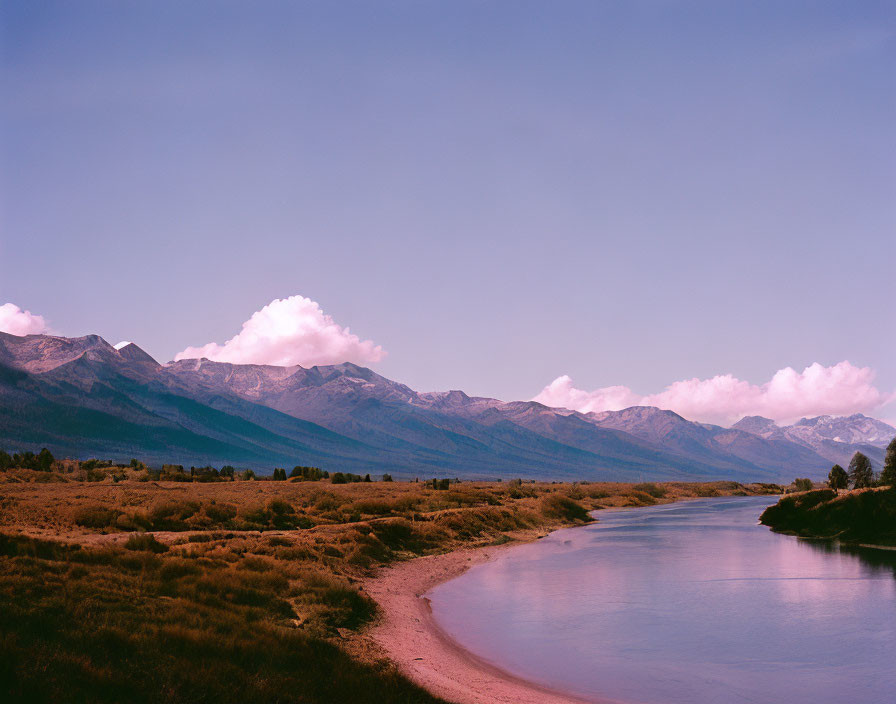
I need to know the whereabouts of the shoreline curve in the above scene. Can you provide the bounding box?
[360,536,611,704]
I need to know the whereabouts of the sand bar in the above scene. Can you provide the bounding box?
[361,540,604,704]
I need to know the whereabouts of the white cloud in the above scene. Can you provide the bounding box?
[0,303,50,336]
[533,362,894,426]
[174,295,385,368]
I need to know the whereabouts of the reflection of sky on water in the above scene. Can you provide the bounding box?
[429,497,896,704]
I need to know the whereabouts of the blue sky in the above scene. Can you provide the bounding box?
[1,1,894,419]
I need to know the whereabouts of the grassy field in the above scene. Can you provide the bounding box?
[0,464,782,703]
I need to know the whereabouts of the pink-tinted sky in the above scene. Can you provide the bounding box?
[2,1,894,424]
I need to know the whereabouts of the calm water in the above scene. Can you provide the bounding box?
[429,497,896,704]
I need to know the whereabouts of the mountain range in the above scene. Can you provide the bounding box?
[0,331,891,481]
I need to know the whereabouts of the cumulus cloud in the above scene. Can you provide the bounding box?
[174,295,385,368]
[533,362,893,426]
[0,303,50,336]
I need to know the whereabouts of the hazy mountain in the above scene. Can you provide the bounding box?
[731,414,892,468]
[1,331,891,481]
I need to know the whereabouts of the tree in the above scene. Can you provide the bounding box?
[792,478,813,492]
[0,449,12,471]
[880,437,896,487]
[272,467,287,481]
[381,474,393,482]
[36,448,54,471]
[848,452,874,489]
[828,464,849,490]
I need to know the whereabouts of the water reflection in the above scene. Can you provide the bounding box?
[800,538,896,577]
[429,497,896,704]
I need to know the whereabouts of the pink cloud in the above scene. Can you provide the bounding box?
[535,375,642,414]
[174,295,385,368]
[0,303,50,336]
[533,362,893,425]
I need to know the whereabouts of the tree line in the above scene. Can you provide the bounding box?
[824,436,896,490]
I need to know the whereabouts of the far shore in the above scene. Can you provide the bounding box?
[358,528,612,704]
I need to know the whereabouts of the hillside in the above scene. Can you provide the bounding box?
[0,331,892,481]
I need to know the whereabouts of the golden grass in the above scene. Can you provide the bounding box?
[0,470,781,703]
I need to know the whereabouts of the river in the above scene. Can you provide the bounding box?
[428,496,896,703]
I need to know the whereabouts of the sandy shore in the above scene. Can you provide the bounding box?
[361,538,598,704]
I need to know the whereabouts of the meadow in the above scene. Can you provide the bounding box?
[0,460,781,703]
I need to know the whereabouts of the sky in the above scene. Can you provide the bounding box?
[1,1,894,424]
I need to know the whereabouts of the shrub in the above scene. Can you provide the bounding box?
[149,501,199,530]
[791,478,814,492]
[204,503,237,525]
[540,494,590,522]
[124,533,169,553]
[633,482,667,498]
[73,505,120,529]
[312,492,342,511]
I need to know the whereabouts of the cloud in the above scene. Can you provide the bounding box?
[0,303,50,336]
[533,362,893,426]
[174,295,385,368]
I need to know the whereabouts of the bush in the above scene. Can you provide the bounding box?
[149,501,199,530]
[204,503,237,525]
[124,534,169,553]
[73,505,120,529]
[632,482,666,498]
[791,478,814,492]
[540,494,590,522]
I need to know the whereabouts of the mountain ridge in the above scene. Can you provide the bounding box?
[0,331,891,480]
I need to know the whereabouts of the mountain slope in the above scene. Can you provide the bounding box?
[1,331,891,480]
[731,414,891,468]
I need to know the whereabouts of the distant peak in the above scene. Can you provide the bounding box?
[114,342,160,366]
[731,415,778,433]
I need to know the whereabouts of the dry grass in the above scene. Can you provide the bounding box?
[0,470,780,703]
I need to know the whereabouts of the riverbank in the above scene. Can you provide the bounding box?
[759,486,896,546]
[0,476,780,703]
[360,533,597,704]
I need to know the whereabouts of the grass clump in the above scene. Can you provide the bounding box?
[73,505,120,529]
[123,533,169,553]
[632,482,667,498]
[540,494,591,522]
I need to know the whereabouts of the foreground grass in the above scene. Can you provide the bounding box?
[0,476,779,703]
[759,486,896,545]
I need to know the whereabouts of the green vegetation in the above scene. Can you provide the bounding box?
[0,451,793,704]
[791,477,813,492]
[848,452,875,489]
[881,437,896,487]
[0,447,54,472]
[0,532,443,704]
[290,465,327,480]
[760,487,896,545]
[828,464,849,490]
